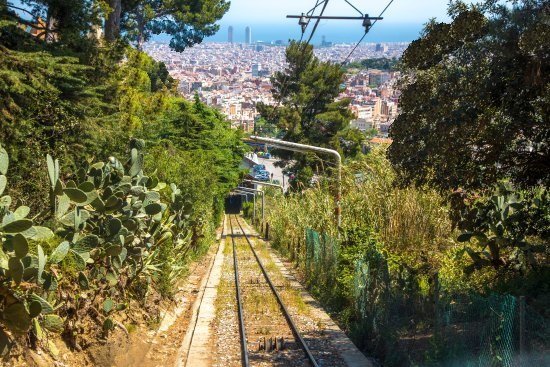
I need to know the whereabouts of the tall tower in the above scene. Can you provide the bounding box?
[245,26,252,44]
[228,26,233,43]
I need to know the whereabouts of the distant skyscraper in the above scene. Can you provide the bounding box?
[375,43,388,52]
[228,26,233,43]
[252,64,260,77]
[245,26,252,44]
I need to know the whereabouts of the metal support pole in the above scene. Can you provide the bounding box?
[236,187,264,224]
[249,136,342,229]
[519,296,526,365]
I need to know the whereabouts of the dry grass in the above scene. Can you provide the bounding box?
[264,146,457,271]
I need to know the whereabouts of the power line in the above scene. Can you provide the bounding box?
[341,0,397,65]
[306,0,330,44]
[341,32,368,65]
[344,0,363,16]
[307,0,326,16]
[372,0,396,29]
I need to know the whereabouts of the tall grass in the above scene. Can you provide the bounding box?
[261,147,463,365]
[265,146,455,273]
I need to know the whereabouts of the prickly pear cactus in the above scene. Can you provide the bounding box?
[0,145,57,351]
[0,140,194,356]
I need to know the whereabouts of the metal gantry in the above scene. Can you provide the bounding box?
[287,14,383,33]
[235,186,265,224]
[249,136,342,228]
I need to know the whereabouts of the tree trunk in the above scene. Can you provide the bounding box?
[104,0,122,42]
[136,6,145,51]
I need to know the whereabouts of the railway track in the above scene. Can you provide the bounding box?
[228,215,319,367]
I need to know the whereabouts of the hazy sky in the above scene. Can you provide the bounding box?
[206,0,466,42]
[10,0,466,43]
[222,0,455,24]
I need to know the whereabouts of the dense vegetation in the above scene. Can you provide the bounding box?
[0,0,244,360]
[388,0,549,192]
[257,41,365,187]
[343,57,399,71]
[258,1,549,365]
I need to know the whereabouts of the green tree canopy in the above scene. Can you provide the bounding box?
[115,0,229,50]
[388,0,549,192]
[2,0,228,51]
[257,41,359,185]
[343,57,399,71]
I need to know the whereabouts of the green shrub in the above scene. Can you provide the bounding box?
[0,141,196,354]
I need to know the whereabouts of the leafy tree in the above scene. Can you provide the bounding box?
[333,127,366,158]
[140,94,247,244]
[388,0,549,192]
[3,0,101,48]
[343,57,399,71]
[257,41,357,185]
[0,21,104,208]
[457,183,549,274]
[104,0,229,50]
[253,116,280,138]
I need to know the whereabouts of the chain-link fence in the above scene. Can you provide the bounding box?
[303,228,549,366]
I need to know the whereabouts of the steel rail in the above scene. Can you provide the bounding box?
[229,215,250,367]
[233,216,320,367]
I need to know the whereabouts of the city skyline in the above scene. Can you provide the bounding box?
[197,0,475,43]
[188,22,424,44]
[144,40,405,134]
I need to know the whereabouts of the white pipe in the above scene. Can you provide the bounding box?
[249,136,342,229]
[243,179,284,193]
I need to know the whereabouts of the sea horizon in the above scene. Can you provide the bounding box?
[152,22,425,45]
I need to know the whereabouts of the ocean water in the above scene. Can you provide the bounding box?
[152,22,425,44]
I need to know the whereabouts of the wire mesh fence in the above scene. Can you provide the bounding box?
[302,228,549,366]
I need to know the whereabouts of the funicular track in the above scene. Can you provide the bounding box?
[228,215,319,367]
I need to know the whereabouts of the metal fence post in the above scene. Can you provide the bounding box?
[519,295,526,365]
[433,272,441,339]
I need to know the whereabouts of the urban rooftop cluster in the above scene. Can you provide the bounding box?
[143,26,407,136]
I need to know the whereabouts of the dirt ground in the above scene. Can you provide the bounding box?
[8,230,222,367]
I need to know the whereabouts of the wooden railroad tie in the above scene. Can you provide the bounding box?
[251,336,286,353]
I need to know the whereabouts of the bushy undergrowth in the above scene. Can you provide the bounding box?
[267,147,457,280]
[263,146,549,365]
[0,142,201,355]
[0,20,245,358]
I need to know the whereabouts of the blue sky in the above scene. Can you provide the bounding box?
[222,0,455,24]
[10,0,468,43]
[204,0,466,43]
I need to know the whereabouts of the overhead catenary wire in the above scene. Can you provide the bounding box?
[307,0,326,17]
[298,0,321,41]
[344,0,363,16]
[341,31,368,65]
[341,0,397,65]
[306,0,330,44]
[268,0,327,122]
